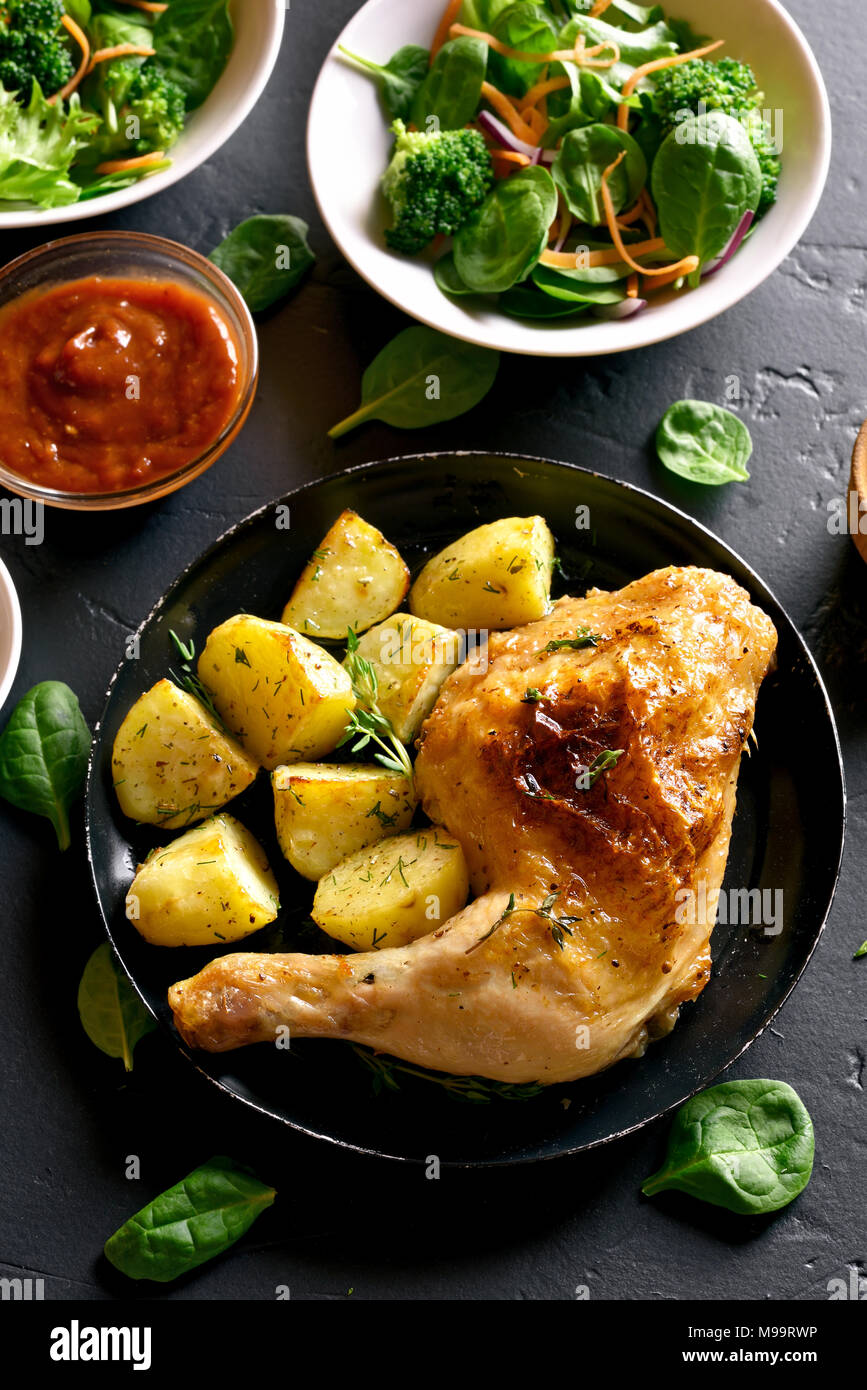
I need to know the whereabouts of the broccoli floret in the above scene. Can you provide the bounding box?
[124,66,186,154]
[0,0,73,103]
[382,119,493,256]
[650,58,780,215]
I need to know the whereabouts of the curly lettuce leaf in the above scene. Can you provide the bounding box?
[0,83,99,208]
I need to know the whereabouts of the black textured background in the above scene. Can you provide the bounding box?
[0,0,864,1302]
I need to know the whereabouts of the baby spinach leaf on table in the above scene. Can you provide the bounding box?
[0,682,90,850]
[854,941,867,959]
[454,165,558,293]
[209,216,315,312]
[652,112,762,284]
[552,123,646,224]
[77,943,156,1072]
[104,1156,276,1282]
[337,44,429,121]
[329,326,499,437]
[656,400,752,486]
[151,0,233,111]
[642,1079,814,1215]
[410,36,487,132]
[489,4,559,98]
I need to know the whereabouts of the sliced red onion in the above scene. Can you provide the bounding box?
[702,211,755,278]
[476,110,557,167]
[591,298,648,320]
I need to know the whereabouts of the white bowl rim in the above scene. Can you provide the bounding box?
[0,556,23,715]
[0,0,286,231]
[307,0,832,358]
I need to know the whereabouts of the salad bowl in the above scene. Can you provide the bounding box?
[307,0,831,357]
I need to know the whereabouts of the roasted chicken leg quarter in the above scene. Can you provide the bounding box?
[169,566,777,1084]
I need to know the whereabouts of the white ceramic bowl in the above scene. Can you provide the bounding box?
[0,0,285,230]
[0,558,22,714]
[307,0,831,357]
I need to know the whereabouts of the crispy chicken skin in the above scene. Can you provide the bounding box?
[169,567,777,1084]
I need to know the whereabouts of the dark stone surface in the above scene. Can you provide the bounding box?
[0,0,864,1301]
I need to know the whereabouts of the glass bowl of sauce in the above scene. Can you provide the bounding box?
[0,232,258,510]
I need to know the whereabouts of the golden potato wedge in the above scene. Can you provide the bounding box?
[312,827,469,951]
[348,614,461,744]
[272,762,417,881]
[282,509,410,639]
[197,614,354,771]
[125,814,279,947]
[112,679,259,829]
[409,516,555,630]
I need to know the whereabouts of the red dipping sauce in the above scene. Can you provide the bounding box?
[0,275,244,495]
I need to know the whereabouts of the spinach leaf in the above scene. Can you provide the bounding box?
[104,1156,276,1282]
[854,941,867,959]
[209,215,315,312]
[453,165,558,293]
[0,682,90,850]
[63,0,92,26]
[411,37,487,132]
[559,15,676,87]
[459,0,513,27]
[598,2,663,29]
[543,64,638,147]
[152,0,233,111]
[642,1079,814,1215]
[338,44,429,121]
[552,123,646,224]
[532,263,628,303]
[78,943,156,1072]
[499,286,590,318]
[656,400,752,485]
[489,4,558,98]
[329,326,499,437]
[652,112,762,282]
[433,252,477,296]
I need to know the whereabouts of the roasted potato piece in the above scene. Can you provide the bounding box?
[112,679,259,829]
[282,509,410,639]
[348,614,461,744]
[272,762,417,881]
[312,827,469,951]
[197,615,354,771]
[125,814,279,947]
[409,516,555,630]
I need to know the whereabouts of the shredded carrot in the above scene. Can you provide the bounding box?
[431,0,464,63]
[522,76,570,107]
[95,151,166,175]
[640,187,657,237]
[49,12,90,103]
[617,198,645,227]
[600,152,699,278]
[480,81,539,144]
[626,273,639,298]
[450,23,619,70]
[87,44,157,75]
[521,105,547,140]
[591,0,615,14]
[617,38,725,129]
[109,0,168,11]
[539,237,666,270]
[491,149,531,173]
[643,265,690,293]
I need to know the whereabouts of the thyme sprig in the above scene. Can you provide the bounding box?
[338,628,414,781]
[539,624,601,654]
[466,890,582,954]
[350,1044,543,1103]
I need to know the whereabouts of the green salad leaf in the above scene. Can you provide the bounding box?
[329,325,499,437]
[453,165,558,293]
[656,399,753,485]
[0,681,90,850]
[210,215,315,312]
[652,111,762,282]
[77,943,156,1072]
[551,122,646,224]
[151,0,233,111]
[104,1157,276,1282]
[338,44,429,121]
[410,36,487,131]
[0,85,98,208]
[642,1079,814,1215]
[488,4,558,97]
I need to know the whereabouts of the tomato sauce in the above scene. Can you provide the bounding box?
[0,276,244,494]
